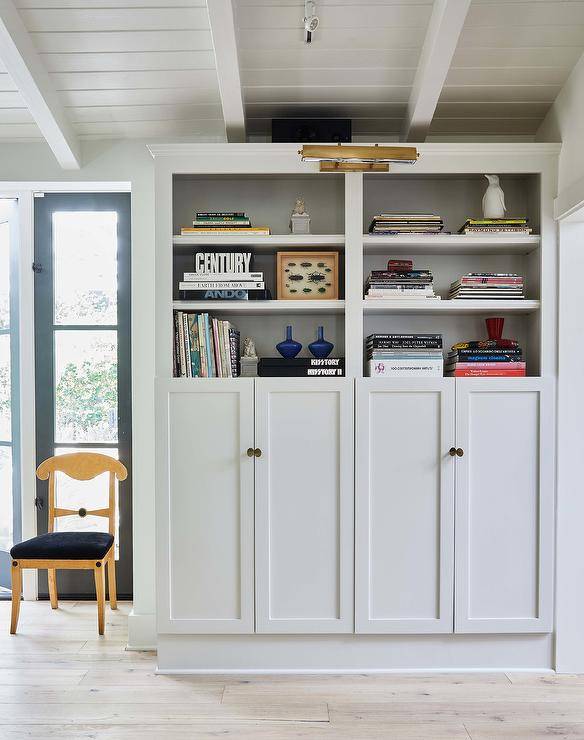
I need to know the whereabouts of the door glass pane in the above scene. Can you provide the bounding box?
[53,212,117,326]
[54,447,119,557]
[0,222,8,330]
[0,335,10,441]
[0,447,12,551]
[54,330,117,443]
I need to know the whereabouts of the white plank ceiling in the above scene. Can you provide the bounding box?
[0,0,582,149]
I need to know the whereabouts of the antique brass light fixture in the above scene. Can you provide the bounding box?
[298,143,419,172]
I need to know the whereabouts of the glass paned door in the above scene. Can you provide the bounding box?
[0,199,20,592]
[34,193,131,599]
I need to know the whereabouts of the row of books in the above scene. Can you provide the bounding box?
[173,311,240,378]
[366,334,443,377]
[449,273,525,300]
[366,334,527,377]
[369,213,443,235]
[445,339,525,377]
[367,214,532,236]
[180,212,270,236]
[459,218,532,235]
[364,259,439,301]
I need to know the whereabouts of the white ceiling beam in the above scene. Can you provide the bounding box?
[402,0,471,142]
[207,0,246,143]
[0,0,80,168]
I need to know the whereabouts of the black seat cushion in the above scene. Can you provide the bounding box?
[10,532,114,560]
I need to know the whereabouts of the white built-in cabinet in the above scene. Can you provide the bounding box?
[156,379,255,634]
[355,376,553,636]
[157,376,553,637]
[355,379,455,634]
[152,143,559,668]
[255,378,354,633]
[454,378,554,633]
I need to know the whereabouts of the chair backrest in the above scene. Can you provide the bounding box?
[36,452,128,535]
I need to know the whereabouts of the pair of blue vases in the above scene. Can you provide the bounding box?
[277,325,334,359]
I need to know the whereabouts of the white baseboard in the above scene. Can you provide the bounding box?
[157,633,554,672]
[127,610,156,651]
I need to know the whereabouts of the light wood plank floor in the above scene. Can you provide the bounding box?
[0,602,583,739]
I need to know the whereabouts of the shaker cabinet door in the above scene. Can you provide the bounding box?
[156,379,255,633]
[454,378,554,633]
[254,378,354,633]
[355,378,455,634]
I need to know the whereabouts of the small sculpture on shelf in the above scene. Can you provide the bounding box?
[308,326,334,358]
[276,325,302,358]
[242,336,257,358]
[240,337,259,377]
[482,174,506,219]
[290,197,311,234]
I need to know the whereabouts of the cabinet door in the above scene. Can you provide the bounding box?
[356,379,455,634]
[455,378,554,633]
[255,378,354,633]
[156,379,255,633]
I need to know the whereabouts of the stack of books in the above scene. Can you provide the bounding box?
[458,218,531,235]
[364,259,439,301]
[366,334,443,377]
[173,311,240,378]
[448,273,525,300]
[178,250,268,300]
[445,339,525,377]
[368,213,443,235]
[180,212,270,236]
[258,358,344,377]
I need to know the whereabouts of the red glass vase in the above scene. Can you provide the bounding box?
[485,317,504,340]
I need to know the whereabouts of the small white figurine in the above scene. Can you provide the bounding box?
[242,337,257,358]
[482,174,506,219]
[290,197,311,234]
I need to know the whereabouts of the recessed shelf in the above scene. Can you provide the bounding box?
[173,234,345,251]
[362,234,540,255]
[363,299,541,315]
[173,299,345,315]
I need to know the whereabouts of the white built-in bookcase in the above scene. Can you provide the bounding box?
[151,143,559,671]
[151,143,557,380]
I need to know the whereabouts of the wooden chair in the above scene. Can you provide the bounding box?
[9,452,128,636]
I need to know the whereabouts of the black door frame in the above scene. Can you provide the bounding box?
[34,192,132,599]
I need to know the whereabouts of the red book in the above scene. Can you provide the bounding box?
[387,259,413,272]
[450,370,526,377]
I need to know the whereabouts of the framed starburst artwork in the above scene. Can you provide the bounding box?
[275,251,339,300]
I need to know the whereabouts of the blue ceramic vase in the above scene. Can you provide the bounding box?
[309,326,334,358]
[276,325,302,358]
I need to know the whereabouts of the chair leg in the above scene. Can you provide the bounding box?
[94,564,106,636]
[10,562,22,635]
[48,569,58,609]
[107,554,117,610]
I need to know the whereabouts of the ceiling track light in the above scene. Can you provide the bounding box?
[298,143,420,172]
[304,0,319,43]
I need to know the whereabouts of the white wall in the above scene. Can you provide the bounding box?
[537,50,584,672]
[0,138,157,647]
[537,50,584,217]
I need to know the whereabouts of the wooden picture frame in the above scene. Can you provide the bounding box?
[276,251,339,300]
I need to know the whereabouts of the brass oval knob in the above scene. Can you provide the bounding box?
[449,447,457,457]
[456,448,464,457]
[246,447,254,458]
[254,448,262,458]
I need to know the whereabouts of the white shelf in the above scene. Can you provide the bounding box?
[363,299,540,315]
[173,299,345,316]
[173,234,345,251]
[362,234,540,255]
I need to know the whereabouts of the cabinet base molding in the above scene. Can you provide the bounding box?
[157,634,553,673]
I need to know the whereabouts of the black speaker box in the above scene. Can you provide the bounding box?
[271,119,352,143]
